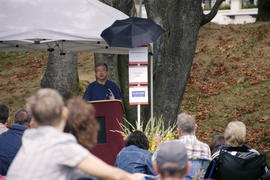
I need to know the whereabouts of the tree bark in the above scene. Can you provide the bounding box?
[41,50,79,100]
[144,0,223,127]
[256,0,270,22]
[114,0,137,17]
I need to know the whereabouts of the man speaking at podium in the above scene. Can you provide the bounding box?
[83,62,122,101]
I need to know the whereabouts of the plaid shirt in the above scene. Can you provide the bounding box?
[178,135,211,161]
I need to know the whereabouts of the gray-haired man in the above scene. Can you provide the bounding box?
[177,113,211,180]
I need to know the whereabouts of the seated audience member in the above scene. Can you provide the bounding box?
[210,135,225,154]
[152,140,190,180]
[64,98,99,151]
[6,88,138,180]
[64,98,100,180]
[205,121,268,180]
[0,109,31,175]
[0,104,10,134]
[115,131,156,175]
[177,113,211,180]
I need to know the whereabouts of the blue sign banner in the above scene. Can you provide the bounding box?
[132,91,145,97]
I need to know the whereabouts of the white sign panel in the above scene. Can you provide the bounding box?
[129,86,148,105]
[129,66,148,84]
[129,47,148,64]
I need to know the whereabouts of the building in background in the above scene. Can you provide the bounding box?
[202,0,258,9]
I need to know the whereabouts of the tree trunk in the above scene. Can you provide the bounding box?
[144,0,224,127]
[41,50,79,100]
[256,0,270,21]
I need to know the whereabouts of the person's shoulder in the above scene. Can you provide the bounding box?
[131,145,153,155]
[24,126,76,142]
[88,81,98,87]
[197,138,211,148]
[11,123,27,131]
[143,148,153,156]
[106,80,118,87]
[242,144,259,153]
[211,144,228,159]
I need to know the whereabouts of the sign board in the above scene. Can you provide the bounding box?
[129,86,148,105]
[129,65,148,84]
[129,47,148,64]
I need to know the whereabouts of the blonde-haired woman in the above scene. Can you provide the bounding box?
[205,121,268,180]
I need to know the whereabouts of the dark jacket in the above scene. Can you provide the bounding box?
[205,144,268,180]
[0,123,27,175]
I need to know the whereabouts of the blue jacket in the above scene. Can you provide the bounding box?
[115,145,156,175]
[83,80,122,101]
[0,123,27,175]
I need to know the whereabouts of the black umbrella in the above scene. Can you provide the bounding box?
[101,17,165,48]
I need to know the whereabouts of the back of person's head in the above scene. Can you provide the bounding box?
[26,88,64,126]
[14,108,31,126]
[64,98,99,150]
[177,113,195,134]
[125,130,149,150]
[210,135,225,152]
[95,62,108,72]
[0,104,10,124]
[224,121,246,147]
[153,140,189,180]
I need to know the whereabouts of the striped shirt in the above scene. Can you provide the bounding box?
[178,135,211,161]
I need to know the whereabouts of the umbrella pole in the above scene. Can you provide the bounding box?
[150,52,154,129]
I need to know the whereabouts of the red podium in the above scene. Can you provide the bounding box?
[89,100,125,165]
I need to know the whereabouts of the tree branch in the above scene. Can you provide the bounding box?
[201,0,225,26]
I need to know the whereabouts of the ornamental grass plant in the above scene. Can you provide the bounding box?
[111,117,178,152]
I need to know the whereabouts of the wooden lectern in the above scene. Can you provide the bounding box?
[89,100,124,165]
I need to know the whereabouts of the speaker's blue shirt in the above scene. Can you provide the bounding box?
[83,80,122,101]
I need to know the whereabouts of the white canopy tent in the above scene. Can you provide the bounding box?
[0,0,154,126]
[0,0,129,54]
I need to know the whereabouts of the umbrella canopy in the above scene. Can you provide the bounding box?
[0,0,130,54]
[101,17,165,48]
